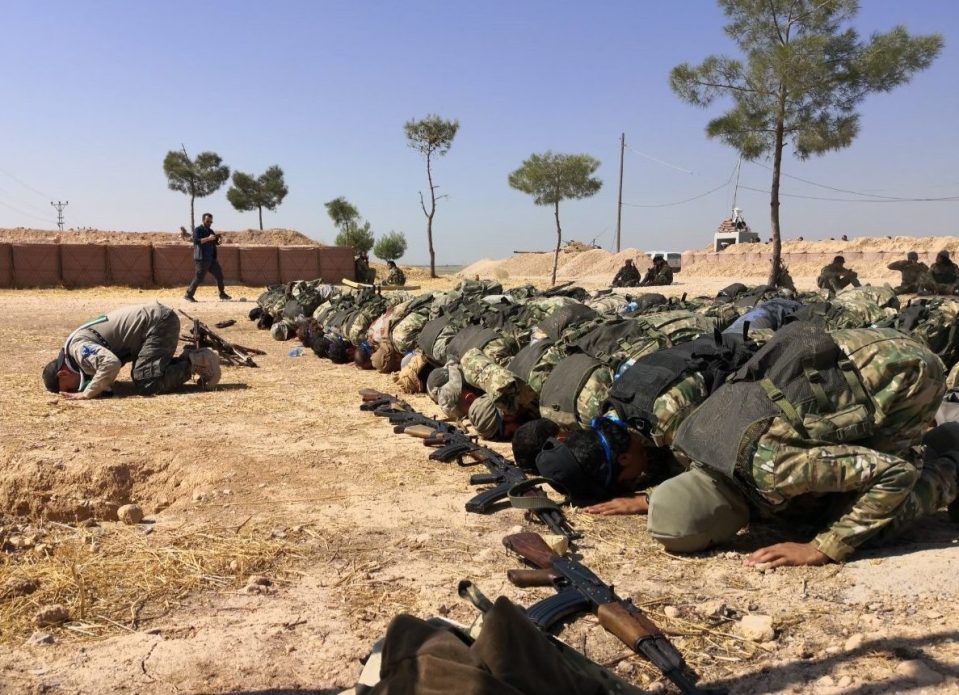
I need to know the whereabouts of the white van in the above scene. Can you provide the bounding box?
[645,251,682,273]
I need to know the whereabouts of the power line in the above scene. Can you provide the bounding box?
[0,182,55,217]
[622,161,738,208]
[746,161,959,201]
[625,145,694,175]
[0,166,49,200]
[51,201,69,231]
[738,184,959,203]
[0,196,57,224]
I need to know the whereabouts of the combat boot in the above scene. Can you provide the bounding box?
[187,348,222,389]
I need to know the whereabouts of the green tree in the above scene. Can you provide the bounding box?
[670,0,942,286]
[162,148,230,232]
[226,165,288,230]
[373,231,408,262]
[404,114,459,278]
[508,152,602,286]
[335,221,375,252]
[324,196,361,231]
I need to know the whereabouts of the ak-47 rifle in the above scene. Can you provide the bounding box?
[503,532,718,695]
[358,391,578,540]
[178,309,264,367]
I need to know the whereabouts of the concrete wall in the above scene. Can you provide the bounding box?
[0,243,355,288]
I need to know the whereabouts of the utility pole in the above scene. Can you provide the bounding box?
[50,200,69,231]
[615,133,625,252]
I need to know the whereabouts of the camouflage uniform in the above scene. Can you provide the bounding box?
[647,373,710,448]
[817,262,861,293]
[386,266,406,286]
[888,258,930,294]
[739,328,948,561]
[611,262,641,288]
[639,261,673,287]
[571,366,615,429]
[929,257,959,294]
[461,347,537,416]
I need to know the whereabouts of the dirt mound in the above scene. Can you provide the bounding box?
[459,247,648,283]
[0,227,321,246]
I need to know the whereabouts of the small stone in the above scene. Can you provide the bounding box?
[895,660,943,685]
[1,577,39,599]
[246,575,272,587]
[508,525,524,535]
[664,606,680,619]
[437,604,450,616]
[34,604,69,626]
[737,613,775,642]
[26,632,55,646]
[647,682,666,693]
[228,560,239,571]
[696,599,727,618]
[844,633,864,651]
[924,610,943,620]
[117,504,144,525]
[270,527,287,539]
[153,498,171,513]
[815,675,835,688]
[836,675,853,688]
[192,490,206,502]
[824,646,842,655]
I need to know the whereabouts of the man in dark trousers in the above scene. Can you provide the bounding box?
[185,213,230,302]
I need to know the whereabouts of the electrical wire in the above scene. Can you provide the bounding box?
[0,196,57,223]
[622,161,739,208]
[626,145,694,175]
[0,166,49,200]
[738,184,959,203]
[746,161,959,201]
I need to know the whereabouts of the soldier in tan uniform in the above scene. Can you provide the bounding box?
[887,251,930,294]
[42,302,221,399]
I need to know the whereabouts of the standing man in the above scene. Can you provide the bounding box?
[185,213,230,302]
[42,302,221,399]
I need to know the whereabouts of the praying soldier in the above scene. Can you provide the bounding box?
[611,259,641,288]
[816,255,861,293]
[888,251,929,294]
[638,255,673,287]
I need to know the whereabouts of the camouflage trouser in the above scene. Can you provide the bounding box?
[873,451,958,544]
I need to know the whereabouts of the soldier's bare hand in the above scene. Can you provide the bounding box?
[744,542,830,568]
[59,391,89,401]
[584,496,649,516]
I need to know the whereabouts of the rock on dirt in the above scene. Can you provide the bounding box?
[26,632,55,646]
[1,577,39,599]
[737,614,775,642]
[895,660,944,685]
[117,504,144,524]
[844,633,864,651]
[34,605,69,627]
[664,606,680,619]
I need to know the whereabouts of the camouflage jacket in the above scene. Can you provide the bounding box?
[745,329,946,561]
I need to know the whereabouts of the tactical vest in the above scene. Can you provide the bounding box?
[572,318,651,366]
[509,340,554,383]
[673,323,942,490]
[537,304,599,341]
[609,334,754,443]
[539,353,611,429]
[446,326,499,364]
[417,316,453,363]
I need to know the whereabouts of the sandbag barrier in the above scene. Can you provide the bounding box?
[0,242,355,288]
[681,249,915,279]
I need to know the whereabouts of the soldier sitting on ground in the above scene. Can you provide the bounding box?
[888,251,930,294]
[816,255,861,294]
[42,302,221,399]
[611,259,641,288]
[385,260,406,286]
[638,255,673,287]
[354,251,376,284]
[928,250,959,294]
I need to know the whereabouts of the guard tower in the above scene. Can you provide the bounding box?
[713,207,759,251]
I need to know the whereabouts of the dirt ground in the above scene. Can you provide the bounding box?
[1,275,957,695]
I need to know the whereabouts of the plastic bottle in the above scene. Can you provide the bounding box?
[288,347,304,357]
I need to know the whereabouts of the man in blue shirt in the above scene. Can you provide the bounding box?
[185,212,230,302]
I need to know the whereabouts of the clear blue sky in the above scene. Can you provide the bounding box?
[1,0,956,264]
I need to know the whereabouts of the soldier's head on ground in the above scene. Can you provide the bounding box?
[536,418,650,505]
[354,341,374,370]
[833,256,845,266]
[468,395,525,441]
[512,418,560,471]
[42,352,81,393]
[426,366,452,401]
[908,251,919,262]
[646,466,750,553]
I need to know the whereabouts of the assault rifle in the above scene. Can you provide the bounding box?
[359,390,578,540]
[503,532,717,695]
[178,310,264,367]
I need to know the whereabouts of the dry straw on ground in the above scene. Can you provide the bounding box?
[0,522,314,642]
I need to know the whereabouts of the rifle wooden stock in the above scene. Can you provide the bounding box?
[359,388,388,401]
[403,424,436,439]
[502,532,559,570]
[506,568,560,587]
[597,602,664,653]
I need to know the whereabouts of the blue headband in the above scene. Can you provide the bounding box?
[591,416,625,489]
